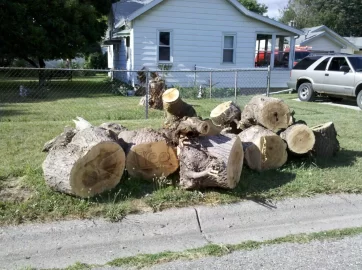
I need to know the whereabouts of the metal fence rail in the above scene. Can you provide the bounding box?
[0,67,270,122]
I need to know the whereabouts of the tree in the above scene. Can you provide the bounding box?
[238,0,268,15]
[0,0,115,68]
[279,0,362,36]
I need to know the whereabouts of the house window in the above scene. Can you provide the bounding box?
[158,31,172,62]
[223,34,236,63]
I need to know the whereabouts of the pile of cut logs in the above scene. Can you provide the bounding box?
[42,89,339,198]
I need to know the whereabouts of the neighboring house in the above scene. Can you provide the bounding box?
[343,37,362,55]
[104,0,303,88]
[296,25,358,54]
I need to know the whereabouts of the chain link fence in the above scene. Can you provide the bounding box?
[0,67,270,123]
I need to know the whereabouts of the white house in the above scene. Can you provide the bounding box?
[296,25,358,54]
[343,37,362,55]
[104,0,303,88]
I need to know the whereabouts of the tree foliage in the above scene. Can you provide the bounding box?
[0,0,114,67]
[279,0,362,36]
[238,0,268,15]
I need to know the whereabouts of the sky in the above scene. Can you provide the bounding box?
[258,0,289,19]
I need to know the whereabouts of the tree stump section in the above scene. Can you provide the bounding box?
[201,119,223,136]
[126,141,179,180]
[162,88,197,126]
[42,127,126,198]
[210,101,241,127]
[239,96,292,132]
[280,124,315,154]
[118,128,178,180]
[178,135,244,189]
[149,78,165,110]
[239,125,288,171]
[311,122,340,157]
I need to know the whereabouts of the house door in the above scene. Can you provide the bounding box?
[323,57,355,96]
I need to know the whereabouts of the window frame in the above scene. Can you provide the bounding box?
[222,33,237,64]
[157,30,173,64]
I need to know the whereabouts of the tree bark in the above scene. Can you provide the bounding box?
[42,127,126,198]
[162,88,197,126]
[280,124,315,154]
[118,128,179,180]
[239,96,293,132]
[238,125,288,171]
[311,122,340,157]
[149,78,165,110]
[178,135,244,190]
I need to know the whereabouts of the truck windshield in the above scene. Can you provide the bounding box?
[348,57,362,71]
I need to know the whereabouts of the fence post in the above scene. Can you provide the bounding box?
[209,71,212,99]
[145,70,149,119]
[234,71,238,102]
[194,64,197,89]
[266,65,271,97]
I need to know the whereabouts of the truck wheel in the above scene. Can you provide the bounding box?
[357,91,362,110]
[298,83,315,102]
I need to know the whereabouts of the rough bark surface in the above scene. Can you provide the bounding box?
[99,122,128,137]
[178,135,244,189]
[280,124,315,154]
[149,78,165,110]
[42,127,126,198]
[201,119,223,136]
[42,126,76,152]
[239,125,288,171]
[162,88,197,126]
[239,96,292,131]
[311,122,340,157]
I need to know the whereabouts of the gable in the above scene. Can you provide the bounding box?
[114,0,303,36]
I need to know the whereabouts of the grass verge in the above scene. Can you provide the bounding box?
[1,88,362,225]
[48,226,362,270]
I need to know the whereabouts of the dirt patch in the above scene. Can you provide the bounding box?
[0,177,33,202]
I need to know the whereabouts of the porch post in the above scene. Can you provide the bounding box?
[270,34,276,69]
[289,37,296,69]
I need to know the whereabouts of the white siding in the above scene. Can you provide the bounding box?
[130,0,295,88]
[306,36,342,52]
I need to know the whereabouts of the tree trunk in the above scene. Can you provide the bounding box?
[118,128,179,180]
[201,119,223,136]
[42,127,126,198]
[311,122,340,157]
[238,125,288,171]
[239,96,293,132]
[178,135,244,190]
[280,124,315,154]
[162,88,197,126]
[210,101,241,127]
[148,78,165,110]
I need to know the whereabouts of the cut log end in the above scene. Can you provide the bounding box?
[281,124,315,154]
[70,142,126,198]
[162,88,180,103]
[126,141,179,180]
[210,101,241,127]
[261,101,291,131]
[226,136,244,188]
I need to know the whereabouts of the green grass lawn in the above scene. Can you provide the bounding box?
[1,78,362,226]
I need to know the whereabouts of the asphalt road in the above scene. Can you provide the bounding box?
[1,194,362,269]
[149,235,362,270]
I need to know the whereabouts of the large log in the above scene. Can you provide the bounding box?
[42,127,126,198]
[118,128,179,180]
[280,124,315,154]
[162,88,197,126]
[238,125,288,171]
[311,122,340,157]
[210,101,241,127]
[178,135,244,189]
[239,96,293,132]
